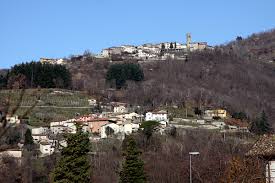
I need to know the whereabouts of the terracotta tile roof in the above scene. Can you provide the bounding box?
[246,134,275,157]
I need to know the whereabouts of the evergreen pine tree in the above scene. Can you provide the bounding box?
[24,128,34,151]
[259,110,272,134]
[51,125,91,183]
[161,43,165,50]
[119,136,146,183]
[250,118,259,134]
[169,42,174,49]
[24,129,34,145]
[250,111,272,135]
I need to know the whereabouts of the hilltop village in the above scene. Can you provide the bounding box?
[40,33,214,64]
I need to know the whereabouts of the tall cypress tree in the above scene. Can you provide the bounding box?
[259,111,272,134]
[24,128,34,151]
[51,126,91,183]
[119,136,146,183]
[24,129,34,145]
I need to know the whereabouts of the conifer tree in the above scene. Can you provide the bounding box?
[250,111,272,135]
[119,136,146,183]
[258,110,272,134]
[51,125,91,183]
[169,42,174,49]
[24,128,34,151]
[24,129,33,145]
[161,43,165,50]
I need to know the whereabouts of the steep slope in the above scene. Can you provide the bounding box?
[67,29,275,122]
[224,29,275,63]
[124,51,275,120]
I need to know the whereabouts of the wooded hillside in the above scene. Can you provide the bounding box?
[58,29,275,122]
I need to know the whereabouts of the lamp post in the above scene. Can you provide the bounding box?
[189,152,200,183]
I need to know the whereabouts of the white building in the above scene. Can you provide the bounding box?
[39,142,54,156]
[158,121,168,128]
[100,123,122,138]
[0,149,22,159]
[31,127,48,135]
[114,105,128,113]
[145,110,168,122]
[115,112,143,122]
[162,53,175,60]
[32,134,49,144]
[50,125,66,134]
[204,109,228,119]
[136,50,150,59]
[123,123,140,135]
[157,42,185,50]
[121,45,137,53]
[50,120,77,134]
[6,115,20,125]
[196,119,205,124]
[40,58,64,65]
[88,99,97,106]
[101,47,123,57]
[63,121,77,133]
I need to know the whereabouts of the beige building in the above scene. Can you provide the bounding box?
[204,109,228,119]
[40,58,64,65]
[101,47,124,57]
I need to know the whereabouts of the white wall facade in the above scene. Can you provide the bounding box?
[6,115,20,125]
[122,46,137,53]
[114,106,127,113]
[32,135,49,143]
[50,125,65,134]
[101,123,121,138]
[145,112,168,122]
[88,99,97,106]
[32,127,48,135]
[40,143,54,155]
[101,49,110,57]
[0,150,22,158]
[266,161,275,183]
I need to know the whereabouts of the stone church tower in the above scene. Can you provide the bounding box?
[186,33,192,50]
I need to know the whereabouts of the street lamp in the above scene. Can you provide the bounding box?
[189,152,200,183]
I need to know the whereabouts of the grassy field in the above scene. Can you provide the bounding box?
[0,89,91,126]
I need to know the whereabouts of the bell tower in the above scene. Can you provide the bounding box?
[186,33,191,50]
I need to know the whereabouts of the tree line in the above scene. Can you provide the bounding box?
[0,61,72,89]
[106,63,144,89]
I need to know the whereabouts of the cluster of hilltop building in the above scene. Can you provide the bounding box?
[100,33,213,61]
[39,33,213,64]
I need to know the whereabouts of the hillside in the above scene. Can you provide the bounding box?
[0,89,91,126]
[224,29,275,63]
[136,51,275,120]
[67,30,275,122]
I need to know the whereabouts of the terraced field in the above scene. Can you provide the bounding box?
[0,89,92,126]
